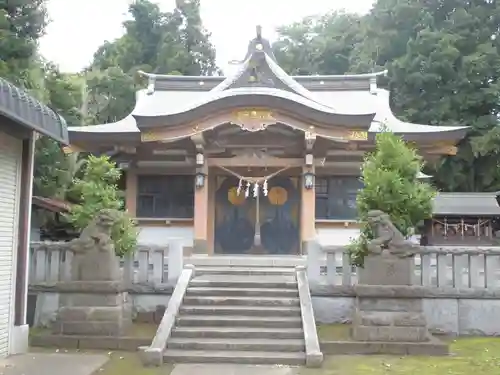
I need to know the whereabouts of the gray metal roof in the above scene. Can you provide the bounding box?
[139,69,386,92]
[67,87,468,143]
[433,193,500,216]
[67,26,467,143]
[0,78,68,143]
[131,28,378,127]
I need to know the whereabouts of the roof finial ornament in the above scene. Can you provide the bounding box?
[256,25,262,41]
[229,24,276,65]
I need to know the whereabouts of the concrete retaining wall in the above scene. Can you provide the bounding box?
[30,286,500,336]
[31,287,173,328]
[311,285,500,336]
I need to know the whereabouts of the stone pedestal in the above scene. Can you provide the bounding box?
[352,294,428,342]
[358,254,414,286]
[353,254,430,343]
[52,281,132,337]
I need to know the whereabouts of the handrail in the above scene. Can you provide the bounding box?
[296,265,323,368]
[139,264,195,366]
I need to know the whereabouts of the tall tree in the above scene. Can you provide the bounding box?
[0,0,88,231]
[274,0,500,192]
[363,0,500,192]
[91,0,218,76]
[33,64,87,200]
[88,0,219,124]
[273,11,365,75]
[84,67,136,124]
[0,0,47,89]
[348,130,435,267]
[170,0,218,76]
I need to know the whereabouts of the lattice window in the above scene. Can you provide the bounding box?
[136,175,194,218]
[315,176,363,220]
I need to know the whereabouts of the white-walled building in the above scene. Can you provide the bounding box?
[0,78,68,357]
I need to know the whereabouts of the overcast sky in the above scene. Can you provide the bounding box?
[39,0,375,74]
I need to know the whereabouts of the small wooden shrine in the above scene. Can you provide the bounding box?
[66,27,468,255]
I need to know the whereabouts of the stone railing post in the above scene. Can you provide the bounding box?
[167,239,184,284]
[306,240,321,286]
[122,251,135,286]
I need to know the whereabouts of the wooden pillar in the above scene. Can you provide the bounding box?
[13,132,35,353]
[125,168,137,217]
[301,165,316,254]
[206,170,216,255]
[193,163,209,254]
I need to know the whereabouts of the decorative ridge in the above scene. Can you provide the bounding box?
[136,70,388,82]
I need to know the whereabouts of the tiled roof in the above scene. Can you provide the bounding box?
[0,77,68,143]
[433,193,500,216]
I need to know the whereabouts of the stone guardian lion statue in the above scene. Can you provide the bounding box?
[365,210,416,258]
[68,209,121,281]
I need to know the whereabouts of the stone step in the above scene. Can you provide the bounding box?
[186,255,305,268]
[190,275,297,289]
[186,286,299,298]
[182,296,300,307]
[176,315,303,329]
[162,349,306,366]
[167,337,305,352]
[195,267,296,276]
[179,305,302,317]
[171,326,304,339]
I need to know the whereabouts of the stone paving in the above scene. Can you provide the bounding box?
[0,353,302,375]
[0,353,108,375]
[171,364,299,375]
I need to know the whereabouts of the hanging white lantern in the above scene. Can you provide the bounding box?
[263,179,268,196]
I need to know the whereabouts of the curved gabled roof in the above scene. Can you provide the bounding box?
[68,27,468,147]
[368,89,468,142]
[211,47,323,105]
[0,77,68,143]
[132,28,377,129]
[133,86,375,128]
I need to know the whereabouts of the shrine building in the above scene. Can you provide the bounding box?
[67,28,468,256]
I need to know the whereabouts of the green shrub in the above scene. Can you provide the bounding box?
[65,155,138,256]
[348,130,436,267]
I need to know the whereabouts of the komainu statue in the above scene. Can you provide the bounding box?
[68,209,121,281]
[366,210,416,258]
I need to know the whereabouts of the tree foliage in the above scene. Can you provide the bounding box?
[274,0,500,192]
[91,0,218,76]
[33,65,87,201]
[4,0,218,243]
[66,156,138,256]
[84,67,136,124]
[0,0,47,88]
[3,0,220,208]
[348,131,436,267]
[86,0,219,124]
[273,11,365,75]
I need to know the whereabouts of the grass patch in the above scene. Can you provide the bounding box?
[126,323,158,339]
[301,335,500,375]
[317,324,351,341]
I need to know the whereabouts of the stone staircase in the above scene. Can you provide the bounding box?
[162,265,307,365]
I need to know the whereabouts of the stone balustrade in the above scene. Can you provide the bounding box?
[28,241,500,336]
[307,243,500,290]
[29,240,185,287]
